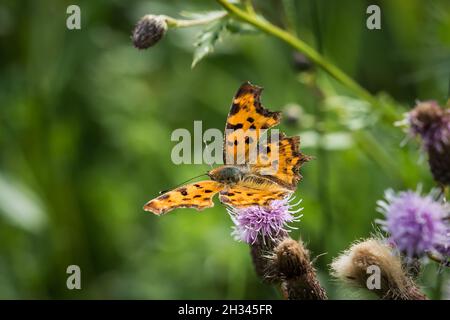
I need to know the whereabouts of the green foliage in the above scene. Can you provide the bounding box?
[191,13,255,68]
[192,16,230,68]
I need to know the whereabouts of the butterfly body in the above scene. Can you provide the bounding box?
[208,165,247,184]
[144,82,310,215]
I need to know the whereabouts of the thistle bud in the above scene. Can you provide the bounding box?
[268,238,327,300]
[407,101,450,186]
[292,52,313,72]
[132,15,167,49]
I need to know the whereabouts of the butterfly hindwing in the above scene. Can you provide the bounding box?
[144,181,223,215]
[219,175,290,208]
[223,82,281,165]
[252,133,310,190]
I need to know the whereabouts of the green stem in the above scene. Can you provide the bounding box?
[164,12,227,28]
[244,0,257,16]
[216,0,397,121]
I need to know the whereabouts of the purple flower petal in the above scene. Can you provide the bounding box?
[228,197,302,244]
[376,188,449,257]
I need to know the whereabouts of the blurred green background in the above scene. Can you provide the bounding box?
[0,0,449,299]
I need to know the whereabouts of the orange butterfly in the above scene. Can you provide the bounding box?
[144,82,310,215]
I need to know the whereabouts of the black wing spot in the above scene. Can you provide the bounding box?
[178,188,188,196]
[229,103,240,115]
[193,195,201,198]
[204,190,213,193]
[247,117,254,123]
[227,123,244,130]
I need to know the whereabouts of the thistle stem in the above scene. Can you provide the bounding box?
[164,12,227,28]
[243,0,257,16]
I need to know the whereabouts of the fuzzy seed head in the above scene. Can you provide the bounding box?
[331,239,424,299]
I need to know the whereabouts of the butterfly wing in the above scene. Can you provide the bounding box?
[144,181,224,215]
[251,133,310,190]
[219,175,291,207]
[223,82,281,165]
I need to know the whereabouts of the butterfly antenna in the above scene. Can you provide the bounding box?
[159,173,209,194]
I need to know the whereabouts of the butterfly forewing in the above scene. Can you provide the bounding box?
[223,82,281,165]
[144,181,223,215]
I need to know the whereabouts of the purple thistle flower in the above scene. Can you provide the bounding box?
[402,101,450,186]
[228,197,302,244]
[435,226,450,257]
[376,188,449,257]
[407,101,450,152]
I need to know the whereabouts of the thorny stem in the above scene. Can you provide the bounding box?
[216,0,398,122]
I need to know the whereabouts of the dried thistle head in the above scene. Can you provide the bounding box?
[331,239,426,299]
[132,15,168,49]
